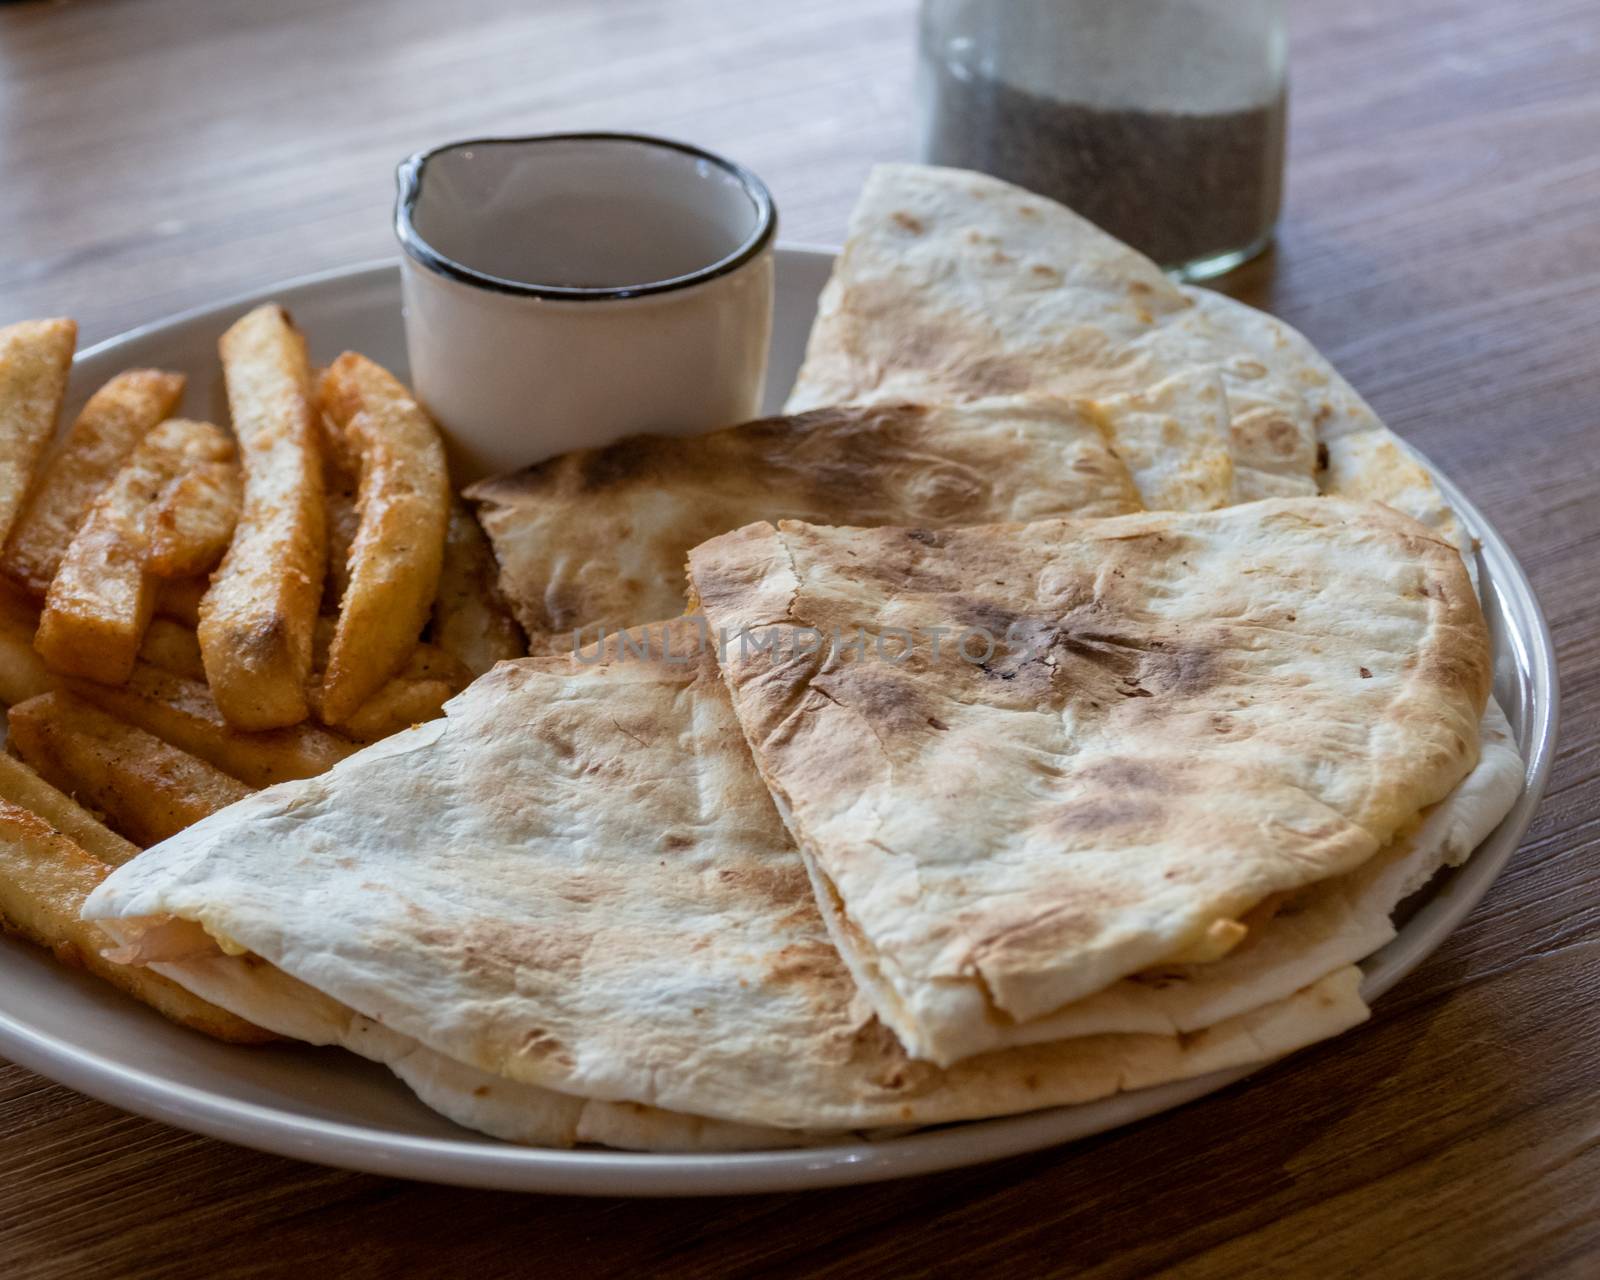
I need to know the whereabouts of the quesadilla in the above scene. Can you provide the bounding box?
[919,699,1521,1054]
[687,498,1491,1064]
[83,619,1370,1142]
[788,163,1471,544]
[1182,287,1472,556]
[783,162,1293,506]
[466,396,1141,653]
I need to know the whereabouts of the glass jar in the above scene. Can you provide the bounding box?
[917,0,1287,280]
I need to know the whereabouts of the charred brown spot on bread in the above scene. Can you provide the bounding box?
[764,937,842,988]
[816,664,940,740]
[962,354,1031,395]
[1048,794,1161,835]
[1317,442,1331,471]
[1263,417,1301,456]
[577,436,667,492]
[1078,757,1177,792]
[715,861,811,910]
[889,210,925,234]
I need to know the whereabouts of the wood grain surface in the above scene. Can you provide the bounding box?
[2,0,1598,1275]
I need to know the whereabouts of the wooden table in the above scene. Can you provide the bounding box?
[2,0,1597,1274]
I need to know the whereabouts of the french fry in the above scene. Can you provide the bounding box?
[36,419,233,683]
[66,661,355,786]
[0,318,76,546]
[432,501,526,677]
[311,641,471,743]
[0,752,138,865]
[3,368,186,597]
[0,798,271,1042]
[147,455,242,577]
[137,617,206,682]
[199,304,325,730]
[9,692,254,846]
[155,575,206,627]
[316,353,448,725]
[0,579,51,705]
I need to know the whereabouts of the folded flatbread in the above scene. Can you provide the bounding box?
[687,498,1491,1064]
[787,163,1470,545]
[784,162,1302,506]
[934,698,1521,1054]
[1182,288,1472,557]
[83,619,1369,1142]
[466,396,1141,653]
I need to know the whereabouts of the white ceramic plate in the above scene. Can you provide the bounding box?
[0,251,1558,1196]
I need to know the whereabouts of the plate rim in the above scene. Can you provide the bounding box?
[0,253,1559,1195]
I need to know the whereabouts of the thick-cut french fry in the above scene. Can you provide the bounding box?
[9,692,254,845]
[0,798,271,1042]
[0,580,51,705]
[137,617,206,682]
[36,419,233,683]
[0,752,138,865]
[154,575,206,627]
[199,305,325,730]
[3,368,186,597]
[317,353,449,725]
[0,318,76,546]
[323,672,453,743]
[310,641,471,742]
[66,661,355,786]
[432,501,526,678]
[147,455,242,577]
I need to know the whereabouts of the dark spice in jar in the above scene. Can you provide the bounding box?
[924,64,1285,271]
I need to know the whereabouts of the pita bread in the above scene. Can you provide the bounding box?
[466,397,1141,653]
[687,498,1490,1063]
[84,620,1368,1135]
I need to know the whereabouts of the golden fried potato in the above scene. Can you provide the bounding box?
[432,501,525,678]
[0,318,76,546]
[316,353,449,725]
[0,752,138,865]
[9,691,254,845]
[0,579,51,706]
[66,661,355,787]
[199,305,325,730]
[3,368,186,597]
[0,798,271,1042]
[147,455,242,578]
[311,641,471,743]
[36,419,232,683]
[136,617,206,682]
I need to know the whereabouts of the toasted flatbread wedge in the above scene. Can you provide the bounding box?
[468,396,1141,651]
[784,164,1249,508]
[85,619,1370,1141]
[687,498,1491,1063]
[1182,287,1473,558]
